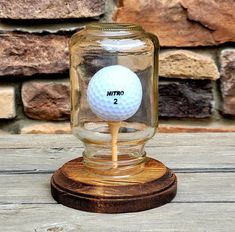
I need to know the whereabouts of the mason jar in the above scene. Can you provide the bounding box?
[69,23,159,177]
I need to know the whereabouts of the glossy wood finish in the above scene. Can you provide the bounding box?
[51,157,177,213]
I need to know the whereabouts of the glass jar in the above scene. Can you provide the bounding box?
[70,23,159,177]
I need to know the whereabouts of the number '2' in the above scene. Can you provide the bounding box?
[114,98,118,104]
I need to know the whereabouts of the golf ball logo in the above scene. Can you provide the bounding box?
[87,65,143,121]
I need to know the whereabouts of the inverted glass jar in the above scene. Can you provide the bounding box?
[70,23,159,177]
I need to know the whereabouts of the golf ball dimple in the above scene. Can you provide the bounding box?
[87,65,143,121]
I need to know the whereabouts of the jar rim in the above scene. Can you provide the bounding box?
[86,23,144,31]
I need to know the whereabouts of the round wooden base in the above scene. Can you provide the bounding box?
[51,157,177,213]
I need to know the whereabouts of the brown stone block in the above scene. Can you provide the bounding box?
[22,80,70,120]
[113,0,235,46]
[159,80,213,118]
[220,49,235,117]
[0,0,105,19]
[0,32,69,76]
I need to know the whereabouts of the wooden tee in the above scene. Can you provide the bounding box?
[108,121,121,168]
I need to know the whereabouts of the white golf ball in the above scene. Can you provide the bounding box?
[87,65,142,121]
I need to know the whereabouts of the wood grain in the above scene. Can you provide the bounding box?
[0,145,234,172]
[1,204,234,232]
[0,173,234,204]
[51,157,177,213]
[0,133,234,230]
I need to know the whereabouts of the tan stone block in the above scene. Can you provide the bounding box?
[159,50,219,80]
[0,130,10,134]
[21,122,71,134]
[0,87,16,119]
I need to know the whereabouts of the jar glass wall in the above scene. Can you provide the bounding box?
[70,23,159,176]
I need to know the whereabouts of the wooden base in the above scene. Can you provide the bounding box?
[51,157,177,213]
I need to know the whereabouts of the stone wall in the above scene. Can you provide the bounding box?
[0,0,235,134]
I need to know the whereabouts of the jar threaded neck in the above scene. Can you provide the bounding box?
[87,23,143,32]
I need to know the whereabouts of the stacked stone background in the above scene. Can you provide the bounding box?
[0,0,235,134]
